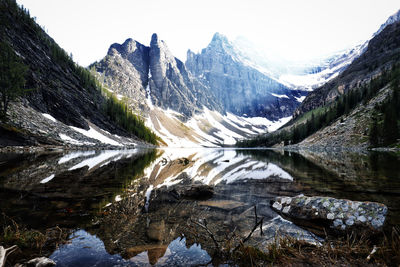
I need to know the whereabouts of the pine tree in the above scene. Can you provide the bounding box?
[0,40,28,120]
[369,115,379,147]
[382,96,398,146]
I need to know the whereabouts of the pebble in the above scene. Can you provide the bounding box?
[283,197,292,205]
[272,202,282,211]
[357,215,367,222]
[351,202,360,210]
[345,218,354,226]
[282,206,291,214]
[327,213,335,220]
[371,218,382,229]
[333,218,343,227]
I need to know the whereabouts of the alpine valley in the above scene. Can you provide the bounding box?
[2,1,400,266]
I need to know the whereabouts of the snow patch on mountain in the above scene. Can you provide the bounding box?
[271,93,289,99]
[70,126,123,146]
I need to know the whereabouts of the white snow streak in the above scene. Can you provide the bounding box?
[294,96,306,102]
[40,174,55,184]
[59,133,84,145]
[42,113,57,122]
[58,151,96,164]
[69,150,121,171]
[271,93,289,99]
[70,126,122,146]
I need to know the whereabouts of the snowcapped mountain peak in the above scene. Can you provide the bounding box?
[375,9,400,36]
[207,32,236,54]
[211,32,229,43]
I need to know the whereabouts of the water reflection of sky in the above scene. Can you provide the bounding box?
[51,230,211,267]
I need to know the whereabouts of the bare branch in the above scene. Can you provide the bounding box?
[190,219,220,251]
[0,245,18,267]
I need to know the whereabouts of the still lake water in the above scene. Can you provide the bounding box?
[0,148,399,266]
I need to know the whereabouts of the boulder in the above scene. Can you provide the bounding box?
[271,195,387,236]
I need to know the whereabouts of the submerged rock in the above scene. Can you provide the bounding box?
[271,195,388,236]
[26,257,56,267]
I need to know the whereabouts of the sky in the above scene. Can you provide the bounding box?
[16,0,400,66]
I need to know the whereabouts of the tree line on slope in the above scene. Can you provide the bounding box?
[237,64,400,148]
[369,66,400,147]
[0,0,158,145]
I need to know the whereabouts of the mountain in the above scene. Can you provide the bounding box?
[278,9,400,92]
[92,33,299,146]
[186,33,306,120]
[238,19,400,149]
[295,9,400,117]
[375,9,400,36]
[0,0,156,148]
[214,34,366,92]
[92,34,223,120]
[277,44,367,91]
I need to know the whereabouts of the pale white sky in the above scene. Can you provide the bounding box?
[16,0,400,66]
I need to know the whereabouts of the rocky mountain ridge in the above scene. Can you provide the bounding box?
[295,10,400,117]
[0,0,153,148]
[186,33,306,120]
[91,32,308,146]
[92,33,223,120]
[238,16,400,149]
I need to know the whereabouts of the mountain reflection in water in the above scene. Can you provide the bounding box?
[0,148,399,266]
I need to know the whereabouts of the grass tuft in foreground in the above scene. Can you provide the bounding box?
[231,227,400,266]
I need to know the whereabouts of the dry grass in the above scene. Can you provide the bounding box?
[231,227,400,267]
[0,213,70,265]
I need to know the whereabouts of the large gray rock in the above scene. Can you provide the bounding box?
[271,195,388,235]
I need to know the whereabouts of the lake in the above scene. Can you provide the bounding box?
[0,148,399,266]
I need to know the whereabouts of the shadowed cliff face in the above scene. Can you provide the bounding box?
[0,0,130,134]
[93,38,150,112]
[186,33,306,120]
[92,34,223,120]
